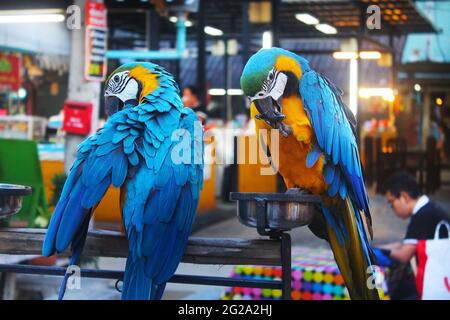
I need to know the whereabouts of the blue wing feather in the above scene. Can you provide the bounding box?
[122,107,203,300]
[300,69,373,268]
[306,144,322,168]
[300,70,370,217]
[44,64,202,300]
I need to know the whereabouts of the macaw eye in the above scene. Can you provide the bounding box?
[114,75,120,82]
[269,72,274,81]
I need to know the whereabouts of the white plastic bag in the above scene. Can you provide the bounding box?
[417,221,450,300]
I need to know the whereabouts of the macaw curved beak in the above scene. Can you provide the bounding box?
[253,96,292,137]
[105,96,124,117]
[254,96,284,123]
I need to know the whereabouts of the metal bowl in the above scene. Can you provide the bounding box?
[230,189,321,231]
[0,183,32,219]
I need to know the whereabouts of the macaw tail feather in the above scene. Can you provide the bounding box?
[57,212,91,300]
[58,253,79,300]
[121,257,165,300]
[321,197,380,300]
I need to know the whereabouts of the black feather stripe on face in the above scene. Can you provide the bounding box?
[106,72,131,95]
[282,71,299,97]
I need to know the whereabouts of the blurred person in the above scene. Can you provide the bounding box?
[380,171,449,263]
[182,85,208,124]
[431,116,445,160]
[373,171,450,299]
[443,120,450,159]
[438,122,447,160]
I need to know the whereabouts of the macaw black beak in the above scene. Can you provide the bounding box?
[253,96,285,126]
[105,96,124,117]
[253,96,292,137]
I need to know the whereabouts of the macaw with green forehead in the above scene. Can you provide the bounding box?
[43,62,204,300]
[241,48,379,300]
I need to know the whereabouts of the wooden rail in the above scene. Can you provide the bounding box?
[0,228,282,266]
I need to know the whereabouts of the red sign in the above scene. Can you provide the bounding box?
[63,100,93,135]
[0,53,21,91]
[86,0,107,29]
[85,0,107,82]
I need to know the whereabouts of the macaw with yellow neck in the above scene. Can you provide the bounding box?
[241,48,379,300]
[43,62,204,300]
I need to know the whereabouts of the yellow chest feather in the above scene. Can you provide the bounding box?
[251,95,327,194]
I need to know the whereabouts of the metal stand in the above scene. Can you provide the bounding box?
[230,190,321,300]
[255,197,292,300]
[0,190,320,300]
[0,228,290,300]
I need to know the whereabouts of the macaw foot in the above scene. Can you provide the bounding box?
[278,122,292,137]
[285,187,311,195]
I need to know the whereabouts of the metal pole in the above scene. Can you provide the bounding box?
[196,0,206,107]
[280,233,291,300]
[224,39,230,122]
[149,9,160,51]
[271,0,280,47]
[242,0,250,62]
[0,264,284,290]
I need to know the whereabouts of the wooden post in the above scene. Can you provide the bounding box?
[0,228,283,266]
[422,89,431,149]
[0,272,16,300]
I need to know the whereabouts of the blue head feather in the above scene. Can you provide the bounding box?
[240,47,310,97]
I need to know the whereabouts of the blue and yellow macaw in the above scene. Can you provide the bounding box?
[42,62,204,300]
[241,48,379,300]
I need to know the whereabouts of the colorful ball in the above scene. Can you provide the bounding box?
[253,266,263,276]
[312,282,322,293]
[323,273,334,283]
[334,274,345,285]
[273,267,282,278]
[263,267,273,277]
[292,269,303,280]
[252,288,262,297]
[312,292,322,300]
[313,272,324,283]
[323,283,334,294]
[292,290,301,300]
[292,280,302,290]
[272,289,282,298]
[262,288,272,298]
[302,281,313,291]
[303,270,313,281]
[242,287,252,295]
[302,292,313,300]
[333,285,344,296]
[243,266,253,275]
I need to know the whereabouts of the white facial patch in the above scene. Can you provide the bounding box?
[268,72,287,101]
[104,71,139,102]
[250,69,287,102]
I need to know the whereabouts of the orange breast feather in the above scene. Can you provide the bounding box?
[251,95,327,195]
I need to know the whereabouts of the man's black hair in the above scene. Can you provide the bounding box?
[184,85,201,99]
[382,171,423,199]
